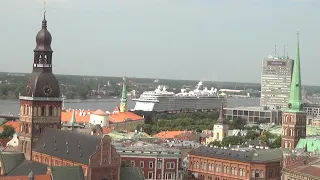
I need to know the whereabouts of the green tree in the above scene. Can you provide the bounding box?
[228,117,246,130]
[0,125,15,139]
[245,130,260,140]
[269,136,281,148]
[208,141,221,147]
[221,136,244,147]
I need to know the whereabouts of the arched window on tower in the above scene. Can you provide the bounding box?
[24,105,28,115]
[48,106,53,116]
[33,107,37,116]
[290,129,293,136]
[44,55,47,64]
[296,129,300,137]
[285,128,288,136]
[20,105,24,115]
[41,106,45,116]
[53,107,57,116]
[39,55,43,64]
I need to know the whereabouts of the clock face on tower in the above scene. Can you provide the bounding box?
[43,85,52,96]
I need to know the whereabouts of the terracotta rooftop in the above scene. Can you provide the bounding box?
[153,131,185,140]
[109,111,144,123]
[92,109,107,116]
[283,157,320,178]
[0,121,20,133]
[61,109,93,123]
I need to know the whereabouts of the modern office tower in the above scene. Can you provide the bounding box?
[260,49,294,109]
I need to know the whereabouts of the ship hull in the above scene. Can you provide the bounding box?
[133,97,226,112]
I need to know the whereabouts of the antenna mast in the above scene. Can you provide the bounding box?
[274,45,277,57]
[283,45,286,59]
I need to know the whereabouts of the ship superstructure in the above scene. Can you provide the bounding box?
[133,81,226,112]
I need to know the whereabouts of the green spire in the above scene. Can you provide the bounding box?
[120,77,128,112]
[287,30,303,112]
[121,76,127,103]
[70,109,76,127]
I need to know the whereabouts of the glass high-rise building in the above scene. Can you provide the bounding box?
[260,56,294,109]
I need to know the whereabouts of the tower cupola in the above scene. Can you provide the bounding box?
[35,12,52,52]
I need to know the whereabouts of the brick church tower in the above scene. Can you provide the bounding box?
[281,30,306,150]
[18,12,62,160]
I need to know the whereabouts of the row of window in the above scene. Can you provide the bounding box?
[147,172,175,179]
[20,105,61,117]
[282,128,305,137]
[131,161,175,169]
[192,161,247,177]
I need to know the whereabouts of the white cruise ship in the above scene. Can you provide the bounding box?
[133,81,226,112]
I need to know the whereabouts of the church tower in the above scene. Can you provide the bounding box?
[18,12,62,160]
[119,77,127,112]
[281,30,306,150]
[213,102,228,141]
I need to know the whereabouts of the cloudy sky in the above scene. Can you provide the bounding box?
[0,0,319,84]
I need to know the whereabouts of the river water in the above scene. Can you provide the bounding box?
[0,98,260,115]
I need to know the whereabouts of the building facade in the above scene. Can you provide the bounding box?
[281,32,307,151]
[188,147,282,180]
[224,106,282,124]
[116,142,183,180]
[260,56,294,109]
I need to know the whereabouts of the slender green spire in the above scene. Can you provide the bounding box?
[70,109,76,128]
[287,29,303,112]
[121,76,127,103]
[120,76,127,112]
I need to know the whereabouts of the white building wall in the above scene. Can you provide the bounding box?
[89,114,109,127]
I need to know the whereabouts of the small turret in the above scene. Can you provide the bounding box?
[120,77,127,112]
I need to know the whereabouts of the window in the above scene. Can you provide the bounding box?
[48,106,53,116]
[45,157,49,164]
[55,160,59,166]
[41,106,45,116]
[140,161,144,168]
[131,161,135,167]
[149,161,153,169]
[157,161,162,169]
[255,169,260,177]
[165,173,174,179]
[166,162,175,169]
[148,172,153,179]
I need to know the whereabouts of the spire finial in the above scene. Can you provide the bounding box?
[44,1,46,19]
[42,1,47,29]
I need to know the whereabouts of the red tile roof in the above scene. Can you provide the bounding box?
[0,174,51,180]
[284,157,320,177]
[109,112,144,123]
[92,109,107,116]
[0,121,20,133]
[61,109,93,123]
[153,131,185,140]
